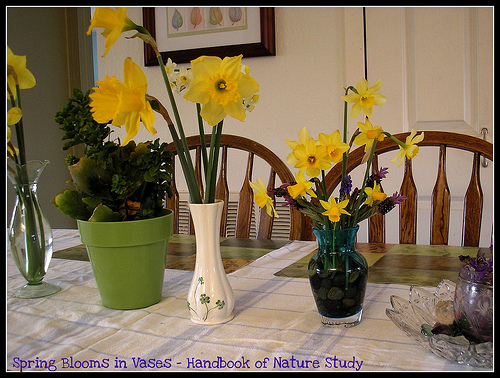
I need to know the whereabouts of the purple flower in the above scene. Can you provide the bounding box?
[365,167,389,188]
[339,175,352,197]
[389,191,406,205]
[377,167,389,179]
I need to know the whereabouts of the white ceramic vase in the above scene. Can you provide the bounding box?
[187,200,234,324]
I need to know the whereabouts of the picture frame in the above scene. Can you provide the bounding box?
[142,7,275,66]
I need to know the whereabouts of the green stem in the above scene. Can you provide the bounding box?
[341,86,356,180]
[342,99,349,180]
[156,54,202,203]
[320,170,332,231]
[351,134,380,226]
[196,103,209,178]
[204,121,223,203]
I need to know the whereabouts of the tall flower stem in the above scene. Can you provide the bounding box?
[204,121,223,204]
[341,86,356,179]
[155,53,202,203]
[196,103,209,178]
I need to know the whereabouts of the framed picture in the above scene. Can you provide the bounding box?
[142,7,275,66]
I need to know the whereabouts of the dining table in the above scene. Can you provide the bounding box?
[7,229,492,372]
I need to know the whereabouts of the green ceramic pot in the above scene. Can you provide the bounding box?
[77,211,173,310]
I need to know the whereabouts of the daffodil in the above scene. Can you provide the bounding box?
[287,171,317,199]
[318,130,350,163]
[87,7,138,57]
[320,197,350,223]
[183,55,259,126]
[390,128,425,167]
[341,77,386,119]
[364,183,387,206]
[7,107,22,125]
[354,119,385,152]
[7,46,36,100]
[285,126,311,166]
[172,67,194,93]
[292,138,331,178]
[249,178,278,218]
[89,57,156,145]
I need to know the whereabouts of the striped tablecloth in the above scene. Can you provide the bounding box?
[7,230,484,372]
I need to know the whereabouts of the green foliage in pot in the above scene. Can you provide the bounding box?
[52,89,173,222]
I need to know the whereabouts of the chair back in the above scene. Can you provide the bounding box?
[165,134,309,240]
[323,131,493,247]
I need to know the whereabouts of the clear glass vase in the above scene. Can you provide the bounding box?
[453,265,493,344]
[308,225,368,327]
[7,160,60,298]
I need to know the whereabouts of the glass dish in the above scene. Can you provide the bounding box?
[385,280,492,368]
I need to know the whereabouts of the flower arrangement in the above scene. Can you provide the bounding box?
[52,89,173,222]
[251,77,424,231]
[85,7,259,206]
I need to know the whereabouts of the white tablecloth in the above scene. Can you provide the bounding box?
[7,230,484,372]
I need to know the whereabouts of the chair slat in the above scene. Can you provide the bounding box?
[257,168,276,240]
[431,145,451,245]
[216,146,230,236]
[235,152,255,238]
[399,158,418,244]
[368,154,385,243]
[462,152,483,247]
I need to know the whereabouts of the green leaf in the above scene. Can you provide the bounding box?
[51,189,93,221]
[88,204,123,222]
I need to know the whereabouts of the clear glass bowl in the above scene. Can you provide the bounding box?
[386,280,492,368]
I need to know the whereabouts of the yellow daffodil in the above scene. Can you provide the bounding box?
[249,178,278,218]
[354,119,385,152]
[292,138,331,178]
[364,183,387,206]
[390,129,425,167]
[341,77,386,119]
[183,55,259,126]
[287,171,317,199]
[7,107,22,125]
[88,75,120,123]
[89,57,156,146]
[318,130,350,163]
[285,126,311,166]
[87,7,138,57]
[7,47,36,99]
[320,197,350,223]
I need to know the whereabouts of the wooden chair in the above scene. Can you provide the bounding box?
[164,134,309,240]
[322,131,493,247]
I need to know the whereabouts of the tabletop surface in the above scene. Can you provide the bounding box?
[7,230,489,372]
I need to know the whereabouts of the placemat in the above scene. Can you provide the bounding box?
[52,234,290,274]
[274,244,479,286]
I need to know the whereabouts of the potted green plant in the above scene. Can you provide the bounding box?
[52,89,174,310]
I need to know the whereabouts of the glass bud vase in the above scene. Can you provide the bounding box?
[7,160,60,298]
[453,265,493,344]
[308,225,368,327]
